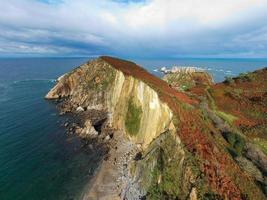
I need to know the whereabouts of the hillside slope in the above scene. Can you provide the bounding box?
[46,56,266,200]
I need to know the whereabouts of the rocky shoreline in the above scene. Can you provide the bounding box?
[53,98,144,200]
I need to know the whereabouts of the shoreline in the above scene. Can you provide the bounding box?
[54,99,142,200]
[81,130,140,200]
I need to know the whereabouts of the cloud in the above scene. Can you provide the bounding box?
[0,0,267,58]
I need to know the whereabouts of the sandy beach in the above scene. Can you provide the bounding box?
[81,130,139,200]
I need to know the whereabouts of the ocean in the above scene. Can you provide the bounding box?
[136,58,267,82]
[0,57,266,200]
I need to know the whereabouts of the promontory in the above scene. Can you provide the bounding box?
[46,56,267,200]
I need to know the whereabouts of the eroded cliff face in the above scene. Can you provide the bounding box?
[46,57,186,199]
[46,58,174,149]
[110,73,174,148]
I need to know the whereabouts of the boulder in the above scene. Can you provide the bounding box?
[104,135,111,141]
[244,143,267,174]
[76,106,84,112]
[80,120,98,138]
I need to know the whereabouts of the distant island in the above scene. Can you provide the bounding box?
[46,56,267,200]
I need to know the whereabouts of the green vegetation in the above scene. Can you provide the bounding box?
[164,73,195,91]
[86,67,116,91]
[244,109,267,121]
[216,111,238,125]
[125,98,142,136]
[239,72,255,82]
[146,135,182,199]
[223,132,245,156]
[233,88,243,95]
[101,70,116,90]
[146,133,205,200]
[253,138,267,155]
[206,87,245,157]
[243,125,267,141]
[224,76,234,85]
[181,83,193,91]
[202,192,223,200]
[206,87,216,110]
[225,88,244,99]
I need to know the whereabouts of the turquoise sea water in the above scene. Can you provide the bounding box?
[0,57,266,200]
[0,58,101,200]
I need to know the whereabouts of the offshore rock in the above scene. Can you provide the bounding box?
[163,67,214,91]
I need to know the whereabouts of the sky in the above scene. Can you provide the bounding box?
[0,0,267,58]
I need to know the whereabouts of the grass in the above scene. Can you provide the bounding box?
[164,73,195,91]
[224,76,235,85]
[207,87,238,125]
[206,87,217,110]
[101,70,116,90]
[253,138,267,155]
[216,111,238,125]
[233,88,243,95]
[238,72,255,82]
[145,133,206,200]
[202,192,224,200]
[125,98,142,136]
[87,69,116,91]
[244,109,267,121]
[223,132,245,156]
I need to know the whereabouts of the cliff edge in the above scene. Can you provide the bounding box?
[46,56,266,200]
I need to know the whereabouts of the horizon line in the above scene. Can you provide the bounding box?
[1,56,267,60]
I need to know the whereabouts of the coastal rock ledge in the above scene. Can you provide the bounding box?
[46,56,266,200]
[46,56,175,149]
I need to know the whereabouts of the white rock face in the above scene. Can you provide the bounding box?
[76,106,84,112]
[104,135,111,141]
[57,74,66,82]
[189,187,198,200]
[46,57,174,150]
[159,66,204,74]
[82,120,98,137]
[106,71,174,149]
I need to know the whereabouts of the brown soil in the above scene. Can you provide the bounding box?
[211,68,267,130]
[100,56,266,199]
[101,56,198,105]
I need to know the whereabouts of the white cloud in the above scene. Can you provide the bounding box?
[0,0,267,57]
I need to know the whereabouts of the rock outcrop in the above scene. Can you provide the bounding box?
[46,57,174,149]
[163,67,214,91]
[46,56,184,199]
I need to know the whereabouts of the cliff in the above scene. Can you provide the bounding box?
[46,57,177,149]
[46,56,266,200]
